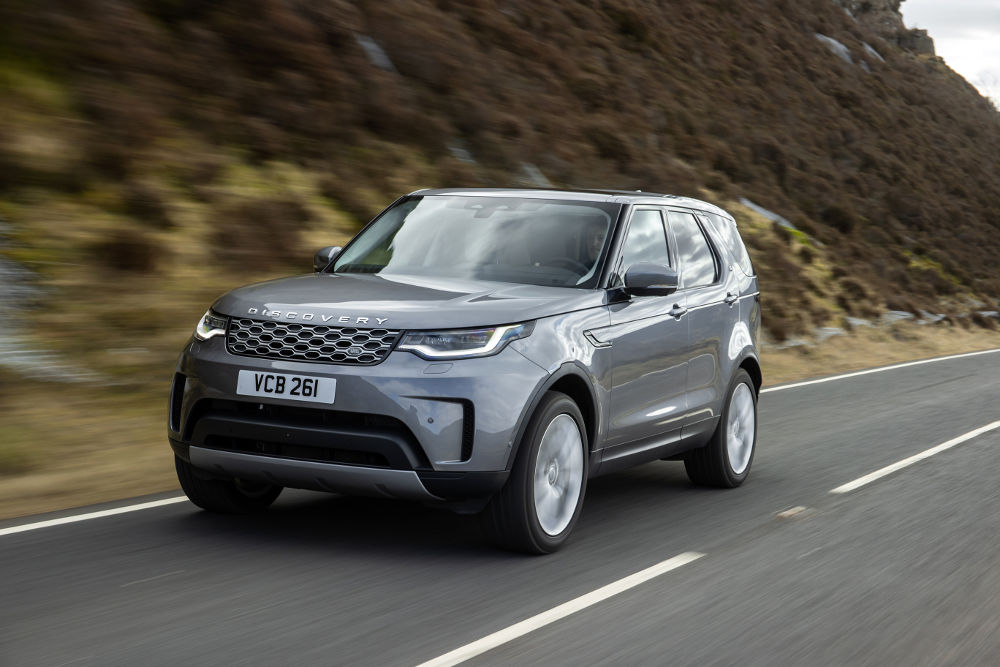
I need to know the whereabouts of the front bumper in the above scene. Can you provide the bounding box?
[168,336,548,501]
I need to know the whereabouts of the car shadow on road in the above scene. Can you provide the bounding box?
[166,461,721,557]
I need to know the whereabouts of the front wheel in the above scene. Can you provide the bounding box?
[175,455,282,513]
[481,392,588,554]
[684,369,757,488]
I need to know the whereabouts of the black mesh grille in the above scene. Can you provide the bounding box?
[461,401,475,462]
[184,399,431,471]
[227,318,401,365]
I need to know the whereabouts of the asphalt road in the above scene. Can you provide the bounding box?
[4,350,1000,666]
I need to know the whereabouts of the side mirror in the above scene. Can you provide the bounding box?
[313,246,342,272]
[624,263,679,296]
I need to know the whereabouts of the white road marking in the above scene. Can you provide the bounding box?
[762,348,1000,394]
[415,552,705,667]
[0,497,187,537]
[830,420,1000,494]
[775,506,810,519]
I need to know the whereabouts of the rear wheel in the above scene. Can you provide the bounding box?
[481,392,588,554]
[175,455,282,513]
[684,369,757,488]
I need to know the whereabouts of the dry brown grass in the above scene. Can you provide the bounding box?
[762,323,1000,385]
[0,373,176,519]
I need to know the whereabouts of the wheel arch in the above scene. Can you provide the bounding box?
[737,354,762,395]
[505,362,600,470]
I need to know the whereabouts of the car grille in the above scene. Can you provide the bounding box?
[227,318,401,365]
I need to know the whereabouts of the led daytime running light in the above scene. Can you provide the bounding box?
[398,323,532,359]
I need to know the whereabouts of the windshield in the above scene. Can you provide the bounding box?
[331,196,621,288]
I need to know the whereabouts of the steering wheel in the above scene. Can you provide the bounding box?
[548,257,590,274]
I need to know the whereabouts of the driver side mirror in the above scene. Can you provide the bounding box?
[314,246,342,272]
[624,263,679,296]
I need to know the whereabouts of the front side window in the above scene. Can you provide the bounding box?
[668,211,718,288]
[331,196,620,288]
[618,209,670,275]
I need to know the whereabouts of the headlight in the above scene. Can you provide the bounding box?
[194,310,228,341]
[397,322,534,359]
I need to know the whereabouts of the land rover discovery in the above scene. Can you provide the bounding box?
[168,188,761,553]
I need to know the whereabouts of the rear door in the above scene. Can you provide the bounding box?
[665,209,734,435]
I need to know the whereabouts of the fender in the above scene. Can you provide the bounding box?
[724,316,761,394]
[502,360,602,472]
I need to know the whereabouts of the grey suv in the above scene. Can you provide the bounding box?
[168,188,761,553]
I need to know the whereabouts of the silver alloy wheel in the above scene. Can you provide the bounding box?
[533,413,585,536]
[727,382,755,475]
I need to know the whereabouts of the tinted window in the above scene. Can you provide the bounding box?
[704,212,754,276]
[668,211,717,288]
[619,209,670,276]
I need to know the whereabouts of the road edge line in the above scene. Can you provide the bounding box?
[414,551,705,667]
[0,497,188,537]
[762,348,1000,394]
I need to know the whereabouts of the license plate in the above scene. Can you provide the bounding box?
[236,370,336,403]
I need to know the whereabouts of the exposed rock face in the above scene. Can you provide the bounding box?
[898,28,935,55]
[835,0,935,54]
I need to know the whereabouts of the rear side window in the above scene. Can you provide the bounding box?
[619,209,670,271]
[704,212,754,276]
[668,211,718,289]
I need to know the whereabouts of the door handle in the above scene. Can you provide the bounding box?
[668,304,688,318]
[724,292,739,305]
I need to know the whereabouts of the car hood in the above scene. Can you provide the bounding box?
[213,273,607,330]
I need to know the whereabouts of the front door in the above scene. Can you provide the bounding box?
[600,208,690,464]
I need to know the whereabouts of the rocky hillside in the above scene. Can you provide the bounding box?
[839,0,936,53]
[2,0,1000,377]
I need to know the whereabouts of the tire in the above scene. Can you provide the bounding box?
[481,392,589,554]
[175,455,282,514]
[684,369,757,488]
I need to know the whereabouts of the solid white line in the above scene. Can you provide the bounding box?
[762,348,1000,394]
[830,420,1000,494]
[415,552,705,667]
[0,497,188,537]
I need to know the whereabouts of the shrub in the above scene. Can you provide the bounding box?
[820,205,858,235]
[122,182,172,229]
[210,196,310,269]
[92,228,160,273]
[971,312,997,330]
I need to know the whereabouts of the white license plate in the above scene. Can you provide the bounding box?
[236,370,336,403]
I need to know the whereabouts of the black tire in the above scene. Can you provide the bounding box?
[684,369,757,488]
[175,455,282,514]
[480,391,589,554]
